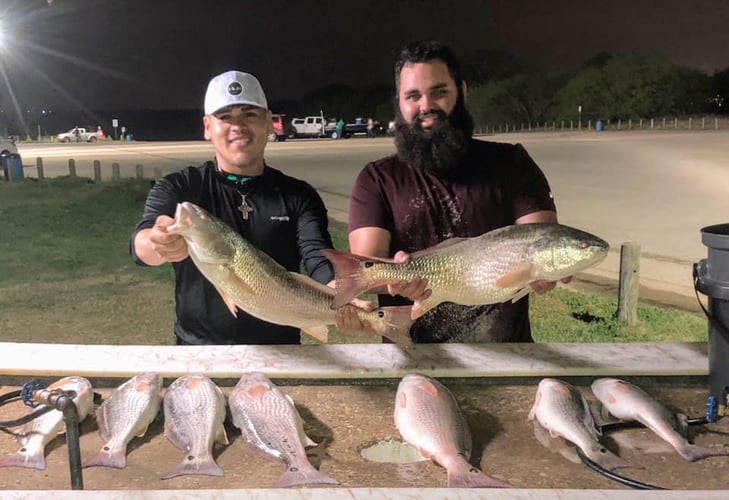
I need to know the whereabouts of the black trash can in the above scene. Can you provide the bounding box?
[1,153,24,181]
[694,223,729,409]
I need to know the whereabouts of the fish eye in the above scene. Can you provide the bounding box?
[365,261,374,268]
[377,310,384,318]
[579,241,589,249]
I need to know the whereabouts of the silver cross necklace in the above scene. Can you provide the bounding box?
[220,169,254,220]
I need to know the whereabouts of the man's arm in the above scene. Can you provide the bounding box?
[515,210,557,225]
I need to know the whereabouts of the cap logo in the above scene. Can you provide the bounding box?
[227,82,243,96]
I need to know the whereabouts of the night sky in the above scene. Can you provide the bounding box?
[1,0,728,113]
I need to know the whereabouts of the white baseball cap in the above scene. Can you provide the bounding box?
[204,71,268,115]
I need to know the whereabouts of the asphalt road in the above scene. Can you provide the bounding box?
[16,130,729,309]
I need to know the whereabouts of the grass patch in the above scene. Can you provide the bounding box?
[0,177,706,345]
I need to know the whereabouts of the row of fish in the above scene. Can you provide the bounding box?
[528,377,729,470]
[169,202,609,345]
[0,372,515,488]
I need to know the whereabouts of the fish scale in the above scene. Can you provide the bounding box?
[169,201,414,345]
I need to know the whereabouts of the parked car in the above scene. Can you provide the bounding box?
[56,127,102,143]
[289,116,327,138]
[0,136,18,156]
[269,114,294,142]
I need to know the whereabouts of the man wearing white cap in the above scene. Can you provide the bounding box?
[130,71,359,345]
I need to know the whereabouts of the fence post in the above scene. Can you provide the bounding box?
[112,162,121,182]
[701,117,706,129]
[617,242,641,325]
[628,119,632,129]
[135,164,144,178]
[650,118,654,129]
[688,117,692,130]
[588,119,592,130]
[93,160,101,183]
[639,118,643,129]
[674,117,678,129]
[68,159,76,178]
[36,157,44,180]
[662,118,666,128]
[716,117,719,130]
[617,119,621,130]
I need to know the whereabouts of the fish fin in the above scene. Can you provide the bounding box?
[675,412,690,437]
[302,325,330,343]
[527,390,541,421]
[135,423,152,438]
[510,286,532,303]
[495,264,535,288]
[584,445,638,471]
[289,272,335,296]
[303,432,318,448]
[411,296,440,319]
[322,249,381,308]
[531,421,581,464]
[161,457,224,479]
[677,443,729,462]
[82,447,127,469]
[216,424,230,446]
[274,463,339,488]
[375,306,414,346]
[0,450,47,470]
[212,284,241,318]
[446,457,512,488]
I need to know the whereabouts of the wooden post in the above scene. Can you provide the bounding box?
[68,159,76,178]
[688,117,692,130]
[702,117,706,129]
[617,242,641,325]
[36,157,44,180]
[112,162,121,182]
[135,164,144,178]
[716,117,719,130]
[93,160,101,183]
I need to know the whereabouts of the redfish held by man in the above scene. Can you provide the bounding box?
[591,378,729,462]
[168,201,414,346]
[394,373,511,488]
[324,223,609,319]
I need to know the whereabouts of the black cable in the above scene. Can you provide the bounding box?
[576,446,666,490]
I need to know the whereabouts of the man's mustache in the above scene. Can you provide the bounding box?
[414,109,448,126]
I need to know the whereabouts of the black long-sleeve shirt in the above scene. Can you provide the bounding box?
[130,161,335,345]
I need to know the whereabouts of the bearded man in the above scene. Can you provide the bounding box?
[346,41,561,343]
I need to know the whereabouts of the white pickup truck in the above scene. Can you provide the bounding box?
[56,127,102,143]
[289,116,327,138]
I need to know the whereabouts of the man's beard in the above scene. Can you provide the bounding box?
[394,99,474,176]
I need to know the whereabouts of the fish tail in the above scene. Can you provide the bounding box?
[447,460,512,488]
[322,249,373,308]
[677,443,729,462]
[378,306,414,346]
[161,457,224,479]
[584,445,637,471]
[0,450,47,470]
[82,448,127,469]
[274,462,339,488]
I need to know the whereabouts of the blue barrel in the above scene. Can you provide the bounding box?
[595,120,604,132]
[1,153,24,180]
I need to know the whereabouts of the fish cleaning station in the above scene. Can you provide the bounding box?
[0,226,727,498]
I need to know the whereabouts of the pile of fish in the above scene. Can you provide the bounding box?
[528,377,729,470]
[169,201,609,341]
[0,372,337,487]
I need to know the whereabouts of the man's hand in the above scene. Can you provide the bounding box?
[148,215,189,263]
[333,298,377,338]
[530,276,572,295]
[386,251,432,302]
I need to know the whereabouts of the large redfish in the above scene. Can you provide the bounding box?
[324,223,608,319]
[168,202,413,345]
[394,373,511,488]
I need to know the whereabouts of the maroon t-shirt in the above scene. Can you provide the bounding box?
[348,138,556,343]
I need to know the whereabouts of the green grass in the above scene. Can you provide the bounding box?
[0,177,707,344]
